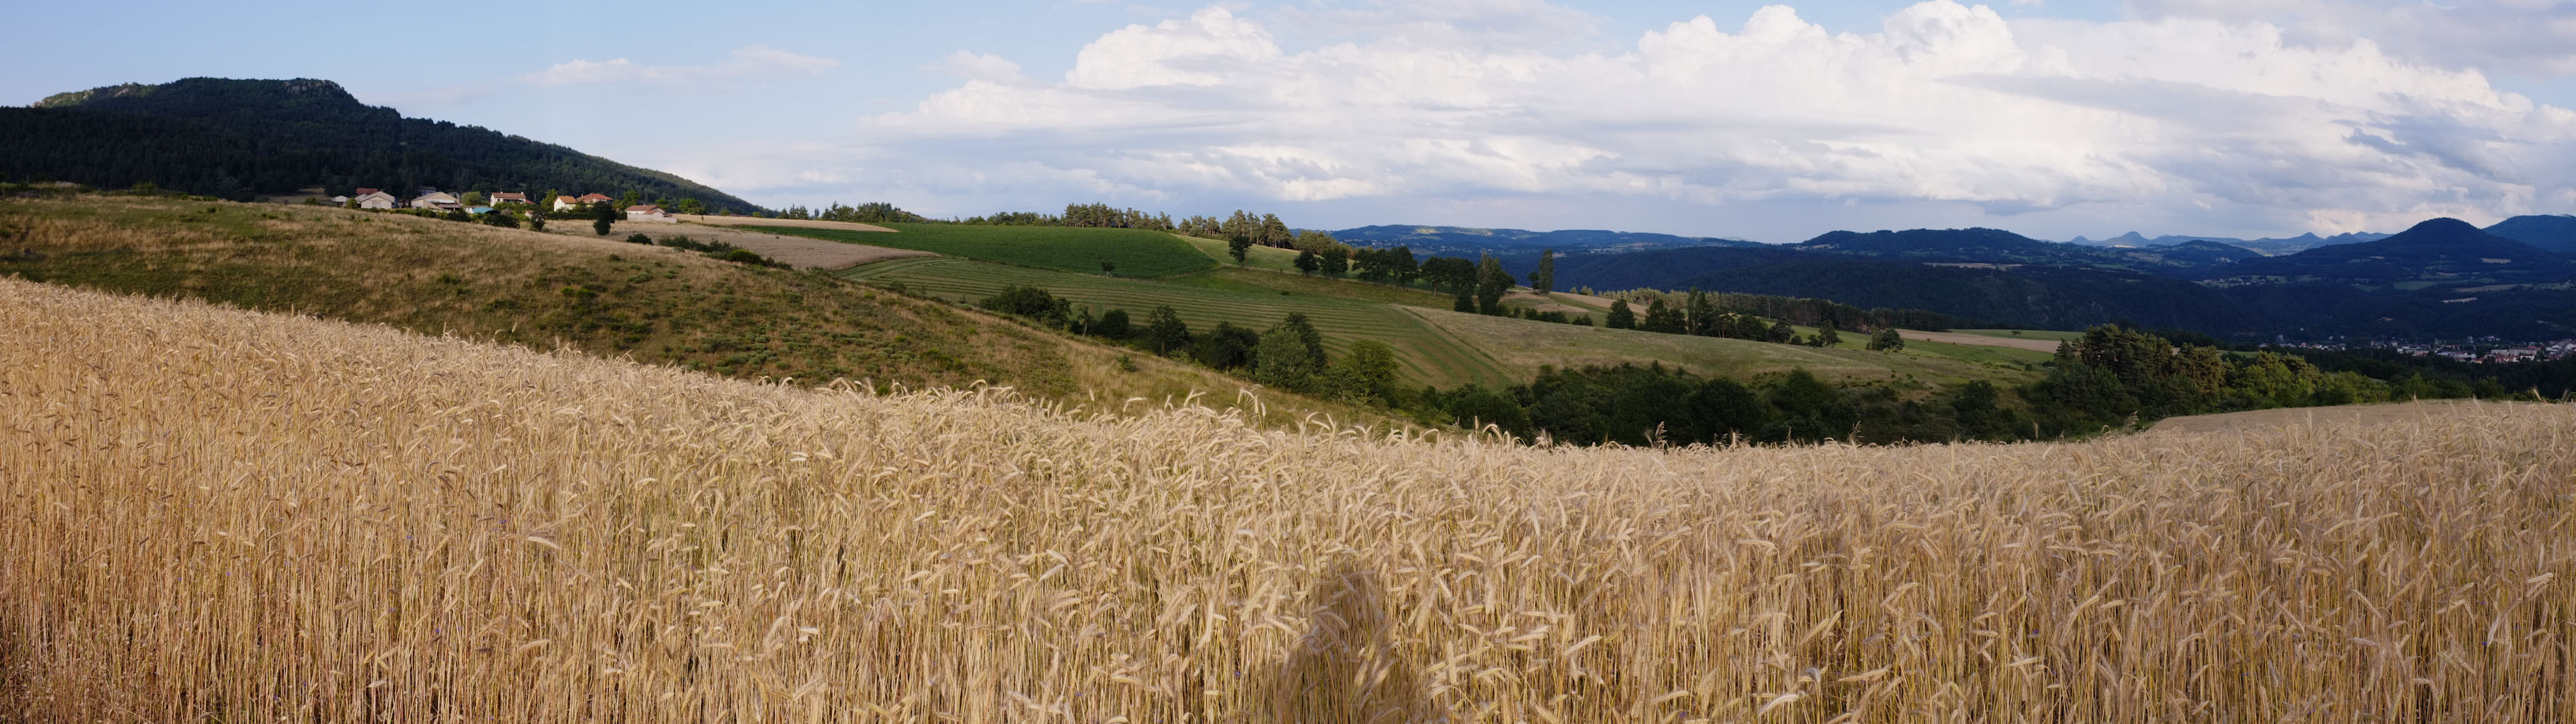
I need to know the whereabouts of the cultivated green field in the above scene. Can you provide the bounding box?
[1174,266,1461,309]
[749,223,1218,278]
[841,257,1513,388]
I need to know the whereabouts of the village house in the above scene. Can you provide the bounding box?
[489,192,529,206]
[553,195,579,211]
[411,191,461,211]
[351,191,398,210]
[625,204,677,223]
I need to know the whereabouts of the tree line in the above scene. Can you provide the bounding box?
[955,276,2565,447]
[974,286,1404,407]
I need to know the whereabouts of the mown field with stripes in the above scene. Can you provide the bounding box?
[841,256,1516,388]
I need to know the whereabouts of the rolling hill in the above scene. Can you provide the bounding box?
[2202,218,2574,285]
[0,192,1382,428]
[2202,218,2576,339]
[826,237,2043,389]
[1,77,761,211]
[1547,245,2262,334]
[2486,214,2576,255]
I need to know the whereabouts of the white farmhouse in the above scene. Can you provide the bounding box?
[412,191,461,210]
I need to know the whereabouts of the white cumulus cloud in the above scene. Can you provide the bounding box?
[751,1,2576,238]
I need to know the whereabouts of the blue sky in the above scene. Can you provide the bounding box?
[13,1,2576,242]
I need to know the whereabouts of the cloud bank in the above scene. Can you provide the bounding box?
[702,1,2576,239]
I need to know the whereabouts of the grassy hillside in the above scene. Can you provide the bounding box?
[841,255,1512,387]
[0,194,1379,426]
[8,278,2571,722]
[749,223,1218,278]
[1177,233,1306,272]
[843,254,2044,389]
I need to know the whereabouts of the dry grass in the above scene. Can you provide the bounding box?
[527,219,925,270]
[3,277,2573,723]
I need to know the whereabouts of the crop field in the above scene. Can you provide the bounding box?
[1419,309,2045,387]
[6,278,2573,723]
[1171,265,1462,309]
[841,256,1513,388]
[748,223,1219,278]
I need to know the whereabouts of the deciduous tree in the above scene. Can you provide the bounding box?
[1530,249,1555,295]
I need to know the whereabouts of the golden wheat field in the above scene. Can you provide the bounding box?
[1,276,2571,723]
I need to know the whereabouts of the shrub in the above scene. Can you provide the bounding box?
[980,285,1070,325]
[1094,308,1132,339]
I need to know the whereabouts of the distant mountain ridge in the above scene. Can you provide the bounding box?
[2206,218,2573,284]
[2485,214,2576,255]
[2066,230,2394,255]
[1328,224,1762,255]
[2203,218,2576,339]
[2,77,761,212]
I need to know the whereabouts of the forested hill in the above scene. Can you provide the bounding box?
[2486,214,2576,255]
[1548,245,2262,334]
[2,77,760,213]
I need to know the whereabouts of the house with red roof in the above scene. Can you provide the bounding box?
[555,192,617,211]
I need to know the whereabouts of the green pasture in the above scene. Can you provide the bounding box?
[1176,234,1307,273]
[839,257,1513,388]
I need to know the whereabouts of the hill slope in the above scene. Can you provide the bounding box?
[1550,245,2261,333]
[6,275,2572,722]
[2486,214,2576,255]
[2204,217,2574,285]
[2202,218,2576,339]
[2,77,759,211]
[0,193,1374,426]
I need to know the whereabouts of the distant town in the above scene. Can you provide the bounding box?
[2272,337,2576,363]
